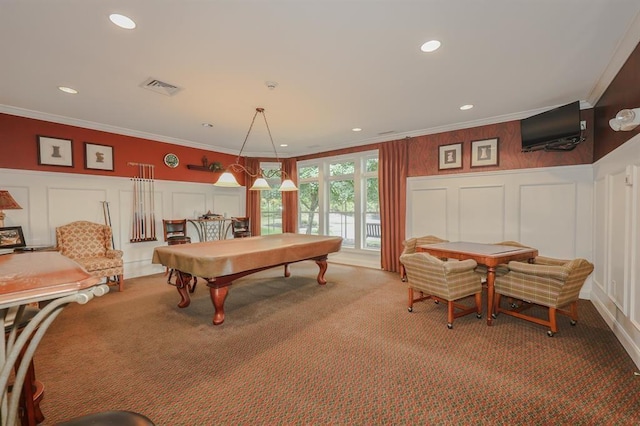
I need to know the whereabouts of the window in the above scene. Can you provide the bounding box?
[298,151,379,251]
[298,165,319,235]
[260,162,283,235]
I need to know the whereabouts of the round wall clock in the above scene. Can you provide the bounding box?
[164,153,179,168]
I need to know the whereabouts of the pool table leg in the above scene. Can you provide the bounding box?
[209,285,229,325]
[174,271,196,308]
[315,256,328,285]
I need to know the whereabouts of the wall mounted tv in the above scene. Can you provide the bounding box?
[520,101,584,152]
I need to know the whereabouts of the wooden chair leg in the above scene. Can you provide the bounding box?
[548,307,558,335]
[475,292,482,316]
[447,301,455,329]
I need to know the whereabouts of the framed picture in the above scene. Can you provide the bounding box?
[85,142,114,171]
[0,226,26,249]
[471,138,499,167]
[438,143,463,170]
[37,136,73,167]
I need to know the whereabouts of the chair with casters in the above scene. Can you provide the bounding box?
[399,235,448,282]
[493,256,594,336]
[231,217,251,238]
[400,252,483,329]
[55,221,124,291]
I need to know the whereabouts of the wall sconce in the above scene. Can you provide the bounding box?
[609,108,640,131]
[0,190,22,227]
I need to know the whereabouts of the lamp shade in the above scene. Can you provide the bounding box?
[279,179,298,192]
[249,178,271,191]
[0,191,21,210]
[213,172,241,187]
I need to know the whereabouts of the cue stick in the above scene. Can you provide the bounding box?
[150,164,156,239]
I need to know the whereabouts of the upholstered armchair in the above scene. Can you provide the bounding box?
[55,221,124,291]
[400,235,448,281]
[494,256,594,336]
[399,252,482,329]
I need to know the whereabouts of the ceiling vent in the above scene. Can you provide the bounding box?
[140,77,182,96]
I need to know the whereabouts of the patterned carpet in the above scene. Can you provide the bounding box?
[35,262,640,425]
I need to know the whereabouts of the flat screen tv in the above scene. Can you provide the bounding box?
[520,101,583,152]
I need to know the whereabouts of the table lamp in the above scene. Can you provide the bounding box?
[0,190,22,227]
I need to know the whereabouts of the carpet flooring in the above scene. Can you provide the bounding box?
[34,262,640,425]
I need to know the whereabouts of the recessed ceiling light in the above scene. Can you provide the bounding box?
[202,123,213,128]
[280,144,288,147]
[352,128,362,132]
[109,13,136,29]
[420,40,441,53]
[460,104,474,110]
[58,86,78,94]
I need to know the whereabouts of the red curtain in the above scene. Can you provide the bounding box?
[379,139,408,272]
[245,157,261,236]
[282,158,298,234]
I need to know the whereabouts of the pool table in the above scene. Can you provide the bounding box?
[152,233,343,325]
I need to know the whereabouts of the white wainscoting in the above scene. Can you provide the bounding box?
[406,164,594,297]
[0,168,245,278]
[592,134,640,369]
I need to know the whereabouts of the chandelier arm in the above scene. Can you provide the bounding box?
[260,109,280,163]
[236,109,261,162]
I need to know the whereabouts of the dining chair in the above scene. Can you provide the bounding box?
[231,217,251,238]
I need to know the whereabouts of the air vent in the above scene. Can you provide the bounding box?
[140,77,182,96]
[378,130,396,135]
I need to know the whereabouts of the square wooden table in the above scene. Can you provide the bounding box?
[417,242,538,325]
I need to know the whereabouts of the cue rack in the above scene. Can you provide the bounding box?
[128,162,157,242]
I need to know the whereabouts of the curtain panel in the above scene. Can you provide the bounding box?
[379,139,408,273]
[282,158,298,234]
[245,157,261,236]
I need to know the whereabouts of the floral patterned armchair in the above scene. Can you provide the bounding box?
[55,221,124,291]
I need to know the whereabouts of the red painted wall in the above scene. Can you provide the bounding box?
[0,113,246,185]
[594,41,640,160]
[407,109,594,177]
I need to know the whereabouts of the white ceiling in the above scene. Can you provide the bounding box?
[2,1,640,157]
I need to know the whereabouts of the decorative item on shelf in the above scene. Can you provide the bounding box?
[186,156,225,172]
[609,108,640,131]
[213,107,298,191]
[0,190,22,227]
[128,162,158,242]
